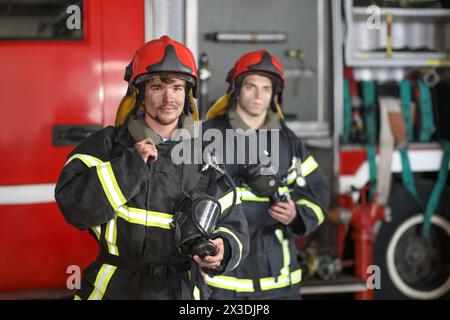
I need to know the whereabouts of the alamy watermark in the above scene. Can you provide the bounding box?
[367,265,381,290]
[66,265,81,290]
[367,5,382,30]
[66,5,82,30]
[169,124,280,175]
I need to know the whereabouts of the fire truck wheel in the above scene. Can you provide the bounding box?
[374,180,450,300]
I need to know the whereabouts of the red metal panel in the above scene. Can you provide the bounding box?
[0,0,144,293]
[0,203,97,292]
[0,0,103,185]
[339,149,368,176]
[101,0,145,126]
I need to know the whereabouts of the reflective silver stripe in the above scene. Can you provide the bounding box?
[260,269,302,290]
[206,271,302,293]
[193,287,201,300]
[287,156,319,185]
[218,191,240,212]
[105,216,119,256]
[213,227,243,270]
[97,162,126,211]
[87,264,117,300]
[237,187,289,202]
[66,154,102,167]
[260,229,302,291]
[91,226,101,240]
[290,269,302,284]
[275,229,290,277]
[66,154,122,254]
[116,206,173,229]
[296,198,325,225]
[301,156,319,177]
[238,189,270,202]
[287,170,297,185]
[205,230,302,293]
[66,154,127,212]
[204,275,254,292]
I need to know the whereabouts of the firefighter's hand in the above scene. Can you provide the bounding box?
[268,199,297,225]
[134,138,158,164]
[193,238,224,270]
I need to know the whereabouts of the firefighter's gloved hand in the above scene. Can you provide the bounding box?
[268,199,297,225]
[193,238,224,270]
[134,138,158,164]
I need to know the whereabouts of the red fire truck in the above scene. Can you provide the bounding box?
[0,0,144,298]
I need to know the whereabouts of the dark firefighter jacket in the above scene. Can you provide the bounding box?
[54,122,249,300]
[202,112,329,299]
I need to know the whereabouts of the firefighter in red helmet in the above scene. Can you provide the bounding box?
[203,50,329,299]
[55,36,248,300]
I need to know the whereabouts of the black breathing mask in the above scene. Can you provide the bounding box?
[242,163,287,203]
[170,191,221,259]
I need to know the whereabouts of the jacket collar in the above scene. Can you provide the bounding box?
[128,111,199,145]
[228,107,281,131]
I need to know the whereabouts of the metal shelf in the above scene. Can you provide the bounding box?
[345,0,450,69]
[347,52,450,67]
[352,7,450,18]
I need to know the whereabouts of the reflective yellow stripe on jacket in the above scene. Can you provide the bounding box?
[205,229,301,293]
[116,206,173,229]
[205,275,254,293]
[91,226,101,240]
[87,264,117,300]
[66,154,127,212]
[296,198,325,225]
[287,156,319,185]
[213,227,243,270]
[218,190,241,212]
[260,229,302,290]
[66,154,122,255]
[105,215,119,256]
[237,187,289,202]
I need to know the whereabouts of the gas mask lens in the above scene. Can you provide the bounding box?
[194,199,220,236]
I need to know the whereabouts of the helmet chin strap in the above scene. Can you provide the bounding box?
[183,89,199,122]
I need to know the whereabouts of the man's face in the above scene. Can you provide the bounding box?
[237,73,273,117]
[144,76,186,125]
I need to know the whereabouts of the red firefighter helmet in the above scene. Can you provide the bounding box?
[128,35,198,96]
[116,36,199,125]
[229,50,285,89]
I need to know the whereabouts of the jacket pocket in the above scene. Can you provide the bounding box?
[262,231,285,278]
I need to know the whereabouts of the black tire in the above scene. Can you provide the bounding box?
[374,180,450,300]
